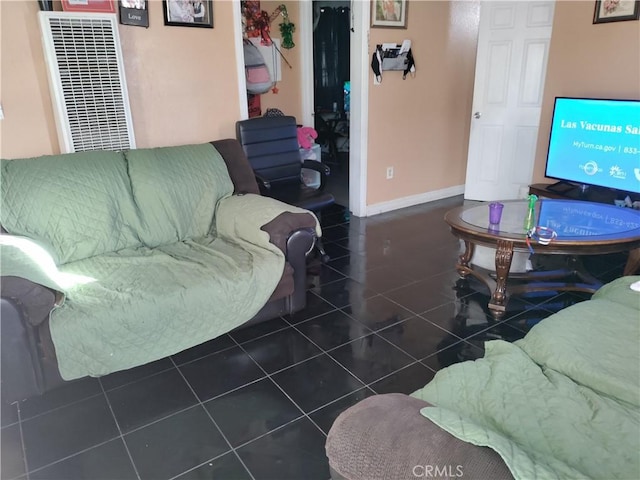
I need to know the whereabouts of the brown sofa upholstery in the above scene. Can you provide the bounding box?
[1,139,317,402]
[326,393,513,480]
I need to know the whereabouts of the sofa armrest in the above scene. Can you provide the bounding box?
[1,276,60,402]
[302,160,331,190]
[260,213,316,255]
[216,194,321,254]
[1,276,59,327]
[0,235,67,293]
[303,159,331,177]
[254,173,272,196]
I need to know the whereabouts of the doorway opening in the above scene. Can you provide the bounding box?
[312,1,350,208]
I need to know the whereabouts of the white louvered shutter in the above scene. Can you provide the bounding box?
[39,11,135,153]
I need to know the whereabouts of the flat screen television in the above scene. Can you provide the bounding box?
[545,97,640,195]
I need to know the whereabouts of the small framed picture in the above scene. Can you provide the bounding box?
[163,0,213,28]
[371,0,408,29]
[593,0,640,24]
[61,0,116,13]
[119,1,148,27]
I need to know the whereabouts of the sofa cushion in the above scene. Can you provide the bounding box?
[50,234,285,380]
[124,143,233,247]
[1,151,142,264]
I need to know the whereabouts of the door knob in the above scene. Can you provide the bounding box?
[473,112,482,119]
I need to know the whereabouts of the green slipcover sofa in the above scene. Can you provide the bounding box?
[1,140,320,402]
[326,275,640,480]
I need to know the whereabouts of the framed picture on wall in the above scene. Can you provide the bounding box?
[371,0,408,29]
[163,0,214,28]
[593,0,640,23]
[61,0,116,13]
[119,1,149,27]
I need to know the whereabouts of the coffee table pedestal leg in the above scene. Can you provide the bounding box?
[624,248,640,276]
[456,240,475,278]
[488,239,514,320]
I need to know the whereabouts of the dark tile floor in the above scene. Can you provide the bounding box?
[1,198,627,480]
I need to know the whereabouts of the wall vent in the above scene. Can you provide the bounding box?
[39,11,135,153]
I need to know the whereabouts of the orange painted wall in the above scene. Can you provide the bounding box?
[257,0,302,121]
[0,1,59,158]
[532,0,640,183]
[5,1,635,207]
[119,0,241,148]
[366,0,480,205]
[0,0,243,159]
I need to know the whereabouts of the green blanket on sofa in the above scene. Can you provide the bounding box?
[413,276,640,480]
[1,144,316,380]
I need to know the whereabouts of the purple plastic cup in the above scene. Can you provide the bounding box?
[488,202,504,224]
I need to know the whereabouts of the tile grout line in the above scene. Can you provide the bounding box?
[417,313,468,340]
[16,402,30,480]
[100,362,179,393]
[98,378,142,480]
[364,359,437,394]
[285,314,374,353]
[283,302,433,391]
[24,436,122,478]
[285,300,457,391]
[168,356,257,480]
[166,451,246,480]
[281,291,341,324]
[218,315,390,428]
[335,300,407,331]
[228,335,332,442]
[293,301,426,365]
[85,339,379,444]
[0,403,20,430]
[283,312,374,371]
[170,341,240,369]
[99,400,202,438]
[17,396,128,478]
[302,385,376,419]
[229,323,295,350]
[16,391,105,425]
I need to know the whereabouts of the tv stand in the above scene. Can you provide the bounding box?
[545,181,578,195]
[529,183,639,205]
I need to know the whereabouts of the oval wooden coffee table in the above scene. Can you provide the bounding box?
[445,199,640,319]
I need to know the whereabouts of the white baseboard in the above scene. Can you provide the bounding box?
[365,185,465,217]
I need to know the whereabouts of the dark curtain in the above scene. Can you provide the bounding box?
[313,6,350,113]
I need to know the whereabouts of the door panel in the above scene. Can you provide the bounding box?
[486,43,511,104]
[520,40,548,105]
[479,126,503,183]
[512,126,538,183]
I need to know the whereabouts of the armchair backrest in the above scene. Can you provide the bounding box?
[236,116,301,186]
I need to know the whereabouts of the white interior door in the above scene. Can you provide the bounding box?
[464,1,555,201]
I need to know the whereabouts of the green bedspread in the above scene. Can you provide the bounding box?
[1,195,314,380]
[413,276,640,480]
[1,144,319,380]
